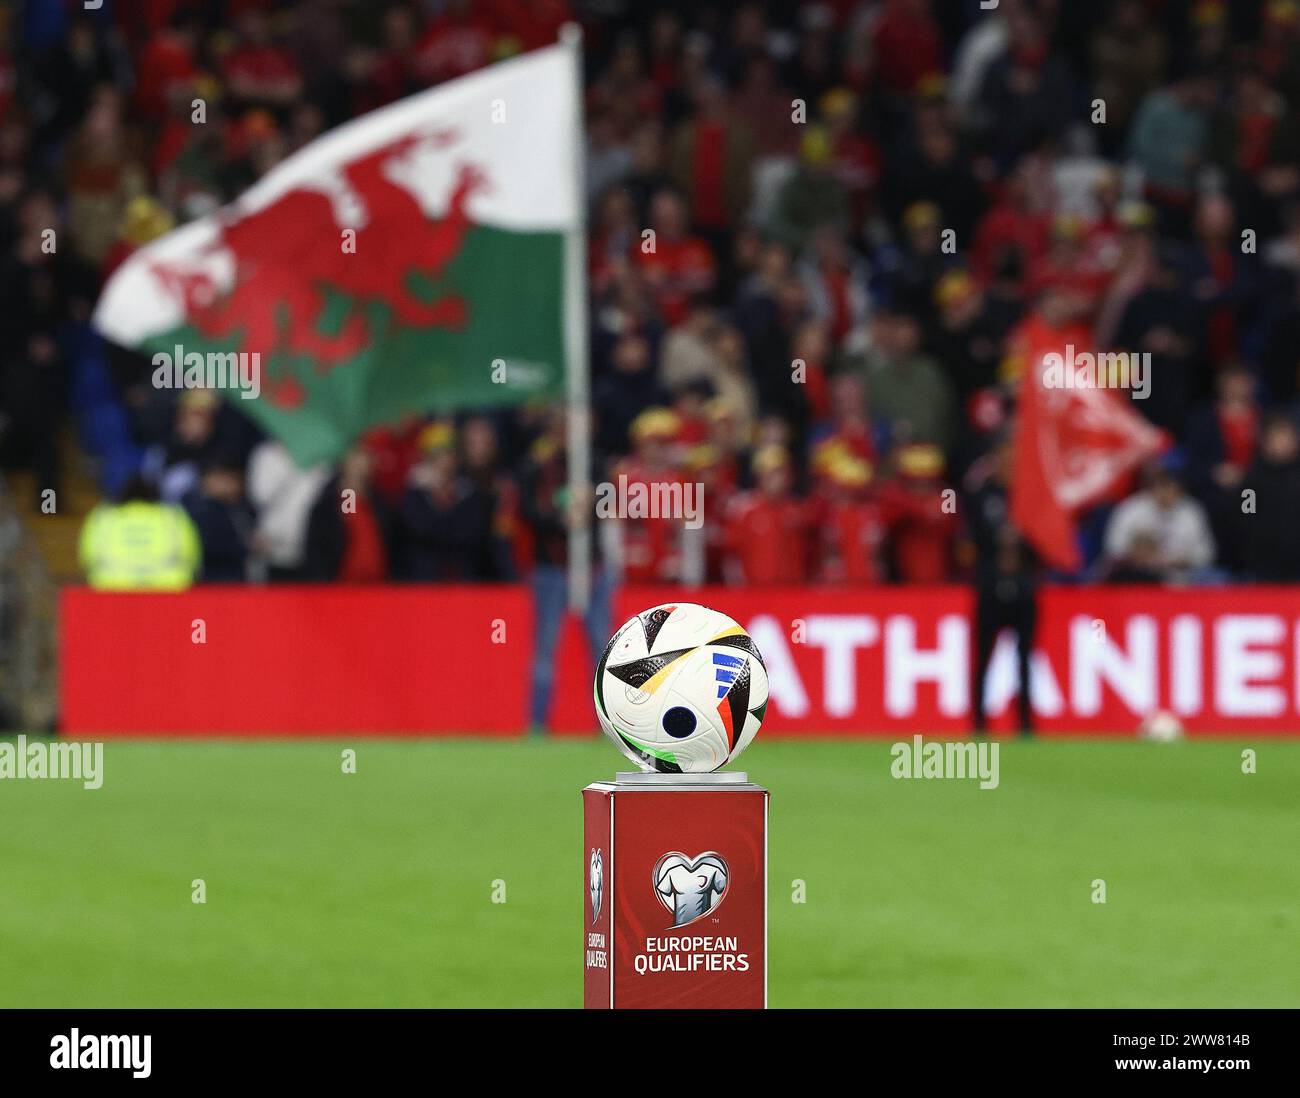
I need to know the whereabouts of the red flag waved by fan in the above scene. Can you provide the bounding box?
[1007,305,1169,571]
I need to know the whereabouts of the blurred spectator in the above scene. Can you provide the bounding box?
[363,417,427,505]
[594,332,668,458]
[668,75,754,241]
[142,390,221,503]
[1183,192,1258,369]
[1185,363,1260,566]
[872,0,942,98]
[303,446,394,581]
[633,188,716,326]
[589,33,661,142]
[660,303,719,393]
[821,87,880,231]
[885,87,979,242]
[798,225,871,351]
[927,269,1004,403]
[768,127,849,251]
[788,319,831,423]
[620,122,673,225]
[400,422,514,582]
[723,445,811,585]
[587,110,633,206]
[969,2,1075,171]
[810,372,878,472]
[1127,70,1217,221]
[246,440,331,582]
[1090,0,1167,150]
[1235,412,1300,581]
[63,87,144,268]
[183,454,255,583]
[879,443,959,584]
[971,154,1054,291]
[852,306,955,453]
[732,54,799,159]
[890,200,957,322]
[223,7,303,110]
[1102,461,1216,583]
[520,408,611,730]
[607,408,688,584]
[0,187,88,504]
[811,452,886,585]
[79,474,201,591]
[1113,242,1205,434]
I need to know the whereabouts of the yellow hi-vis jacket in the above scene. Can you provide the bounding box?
[78,500,202,591]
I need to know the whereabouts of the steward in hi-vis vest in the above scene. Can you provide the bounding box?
[79,476,201,591]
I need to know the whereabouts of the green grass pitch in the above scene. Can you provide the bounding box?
[1,736,1296,1007]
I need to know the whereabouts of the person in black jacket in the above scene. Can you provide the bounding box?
[398,423,515,582]
[1236,412,1300,582]
[303,446,395,582]
[182,453,255,582]
[965,434,1041,735]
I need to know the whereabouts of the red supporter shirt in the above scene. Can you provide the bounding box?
[414,14,495,82]
[691,120,728,229]
[724,493,812,585]
[338,497,388,582]
[614,460,685,583]
[814,497,887,584]
[872,1,942,94]
[972,205,1051,289]
[1219,407,1257,469]
[223,45,300,93]
[879,481,957,583]
[134,30,196,117]
[632,236,716,326]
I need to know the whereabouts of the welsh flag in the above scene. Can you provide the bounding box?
[94,44,581,466]
[1009,316,1168,571]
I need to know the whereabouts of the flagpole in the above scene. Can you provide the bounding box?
[560,22,592,613]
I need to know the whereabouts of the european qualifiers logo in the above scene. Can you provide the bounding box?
[653,851,729,927]
[585,846,608,973]
[637,852,751,978]
[589,847,603,924]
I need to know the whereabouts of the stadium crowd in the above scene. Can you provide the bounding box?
[7,0,1300,587]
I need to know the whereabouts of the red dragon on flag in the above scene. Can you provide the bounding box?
[95,44,578,466]
[148,131,487,409]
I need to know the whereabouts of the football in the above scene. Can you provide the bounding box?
[594,602,769,774]
[1138,710,1185,743]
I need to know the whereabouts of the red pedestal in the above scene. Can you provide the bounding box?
[583,773,768,1009]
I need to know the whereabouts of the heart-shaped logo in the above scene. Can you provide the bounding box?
[652,851,728,928]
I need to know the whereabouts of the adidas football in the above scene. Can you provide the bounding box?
[594,602,769,774]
